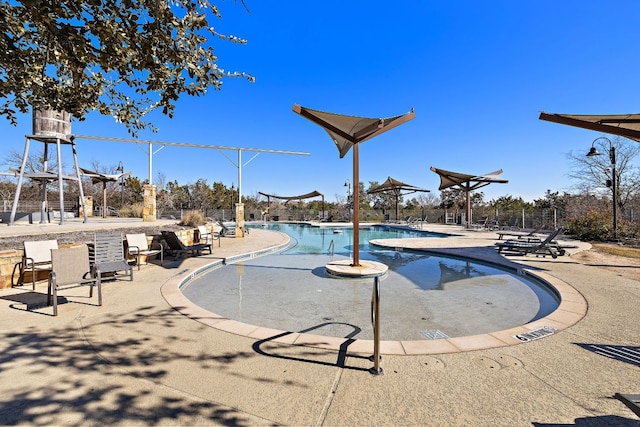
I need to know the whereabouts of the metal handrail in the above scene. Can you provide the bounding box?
[328,239,334,256]
[370,276,383,375]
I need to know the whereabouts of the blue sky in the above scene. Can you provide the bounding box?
[3,1,640,203]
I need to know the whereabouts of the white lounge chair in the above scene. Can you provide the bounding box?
[197,225,221,247]
[20,239,58,289]
[126,233,164,270]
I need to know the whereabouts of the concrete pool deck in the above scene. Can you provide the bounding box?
[0,220,638,426]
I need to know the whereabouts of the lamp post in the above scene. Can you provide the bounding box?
[230,183,235,216]
[116,161,124,207]
[586,136,617,240]
[344,179,351,219]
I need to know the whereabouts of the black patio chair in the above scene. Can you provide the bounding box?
[161,231,212,260]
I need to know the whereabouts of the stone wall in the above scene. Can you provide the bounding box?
[143,184,156,222]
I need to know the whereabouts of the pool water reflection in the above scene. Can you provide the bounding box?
[181,223,560,340]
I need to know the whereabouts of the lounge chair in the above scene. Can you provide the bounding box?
[19,239,58,289]
[615,393,640,418]
[93,232,134,281]
[500,216,519,231]
[161,230,213,259]
[197,225,221,247]
[468,217,489,230]
[497,227,542,240]
[125,233,164,270]
[495,228,565,258]
[217,220,236,237]
[48,245,102,316]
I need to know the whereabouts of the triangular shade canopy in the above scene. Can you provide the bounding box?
[292,105,416,158]
[368,176,430,221]
[430,167,508,227]
[368,176,429,195]
[430,167,508,191]
[539,112,640,142]
[79,167,130,219]
[258,190,323,201]
[79,167,130,185]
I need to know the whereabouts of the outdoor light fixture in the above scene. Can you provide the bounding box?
[230,183,235,212]
[344,179,351,219]
[586,136,617,240]
[117,161,124,205]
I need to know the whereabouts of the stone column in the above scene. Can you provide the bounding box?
[235,203,245,237]
[143,184,156,222]
[79,196,93,217]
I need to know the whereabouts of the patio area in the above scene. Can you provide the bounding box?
[0,221,638,426]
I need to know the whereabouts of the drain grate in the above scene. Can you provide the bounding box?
[421,329,449,340]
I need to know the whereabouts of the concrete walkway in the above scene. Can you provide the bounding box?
[0,222,638,426]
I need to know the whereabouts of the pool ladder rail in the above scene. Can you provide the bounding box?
[328,239,335,256]
[370,276,382,375]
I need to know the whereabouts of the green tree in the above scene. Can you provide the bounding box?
[0,0,253,133]
[167,180,190,209]
[532,190,570,210]
[489,195,530,211]
[190,178,213,211]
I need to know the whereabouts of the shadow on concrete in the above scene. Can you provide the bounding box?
[532,414,638,426]
[252,322,372,373]
[575,343,640,368]
[0,305,275,425]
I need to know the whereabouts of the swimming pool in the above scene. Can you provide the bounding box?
[181,223,560,341]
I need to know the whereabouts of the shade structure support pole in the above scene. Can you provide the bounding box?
[72,140,88,223]
[56,138,65,225]
[40,142,48,224]
[102,182,108,218]
[352,143,360,267]
[466,183,471,229]
[9,136,30,226]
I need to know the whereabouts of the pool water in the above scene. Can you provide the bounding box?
[181,223,560,340]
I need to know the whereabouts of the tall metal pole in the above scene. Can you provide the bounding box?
[611,146,617,240]
[237,150,242,204]
[352,143,360,266]
[587,137,617,241]
[9,137,30,226]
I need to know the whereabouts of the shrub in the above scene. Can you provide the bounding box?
[565,209,611,241]
[179,210,205,227]
[118,203,144,218]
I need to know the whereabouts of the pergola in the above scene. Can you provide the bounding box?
[367,176,430,221]
[539,112,640,141]
[258,190,325,219]
[293,104,415,266]
[79,167,130,218]
[430,166,508,227]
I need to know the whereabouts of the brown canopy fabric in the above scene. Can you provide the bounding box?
[80,167,130,218]
[430,167,508,191]
[258,190,325,218]
[430,166,508,227]
[367,176,430,221]
[292,105,415,158]
[293,104,415,266]
[258,190,323,201]
[539,112,640,142]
